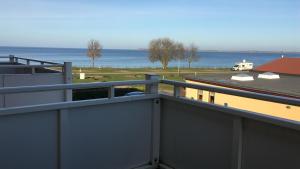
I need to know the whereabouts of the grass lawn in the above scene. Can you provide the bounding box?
[72,67,230,74]
[72,67,231,92]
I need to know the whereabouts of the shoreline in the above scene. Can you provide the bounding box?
[1,46,300,54]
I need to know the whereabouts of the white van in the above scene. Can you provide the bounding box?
[232,60,254,71]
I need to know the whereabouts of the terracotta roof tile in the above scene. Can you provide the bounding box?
[254,57,300,75]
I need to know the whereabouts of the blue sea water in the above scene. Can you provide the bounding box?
[0,46,299,68]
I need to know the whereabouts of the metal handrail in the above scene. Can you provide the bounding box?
[0,64,63,68]
[15,57,61,65]
[162,79,300,106]
[0,80,159,94]
[0,78,298,107]
[0,55,63,66]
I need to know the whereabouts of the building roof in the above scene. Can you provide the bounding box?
[254,57,300,75]
[186,72,300,99]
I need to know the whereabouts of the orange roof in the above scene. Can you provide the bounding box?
[254,57,300,75]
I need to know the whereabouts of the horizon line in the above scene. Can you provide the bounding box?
[0,45,300,54]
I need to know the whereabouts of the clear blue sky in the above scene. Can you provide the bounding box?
[0,0,299,51]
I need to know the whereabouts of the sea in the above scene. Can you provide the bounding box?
[0,46,299,68]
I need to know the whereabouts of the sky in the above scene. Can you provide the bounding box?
[0,0,299,51]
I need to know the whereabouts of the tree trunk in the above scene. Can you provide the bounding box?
[177,60,180,75]
[162,62,168,70]
[92,57,95,68]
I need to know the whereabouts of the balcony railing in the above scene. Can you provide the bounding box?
[0,56,72,107]
[0,55,63,66]
[0,55,64,73]
[0,74,299,169]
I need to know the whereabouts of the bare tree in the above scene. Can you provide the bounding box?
[87,39,102,67]
[185,44,199,68]
[148,38,184,69]
[173,42,185,74]
[174,42,185,61]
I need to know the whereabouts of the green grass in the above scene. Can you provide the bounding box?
[72,67,230,74]
[72,67,231,92]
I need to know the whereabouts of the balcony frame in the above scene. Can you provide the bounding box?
[0,74,299,169]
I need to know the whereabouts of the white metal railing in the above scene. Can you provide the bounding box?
[0,74,299,169]
[0,76,298,106]
[0,55,62,65]
[0,91,158,169]
[12,56,62,65]
[0,74,298,131]
[0,55,66,73]
[0,64,63,68]
[0,79,159,97]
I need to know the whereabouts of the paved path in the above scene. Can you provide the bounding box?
[73,71,234,75]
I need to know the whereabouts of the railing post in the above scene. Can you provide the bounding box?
[57,62,73,168]
[108,86,115,98]
[56,62,72,169]
[9,55,14,63]
[231,117,243,169]
[145,74,160,167]
[64,62,72,101]
[26,59,30,65]
[145,74,159,94]
[173,85,181,97]
[57,108,70,169]
[151,98,161,167]
[15,57,19,63]
[31,67,36,74]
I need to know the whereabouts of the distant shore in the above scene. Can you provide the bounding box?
[1,46,300,54]
[1,46,300,68]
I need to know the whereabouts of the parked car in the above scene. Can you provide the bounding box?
[124,91,144,96]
